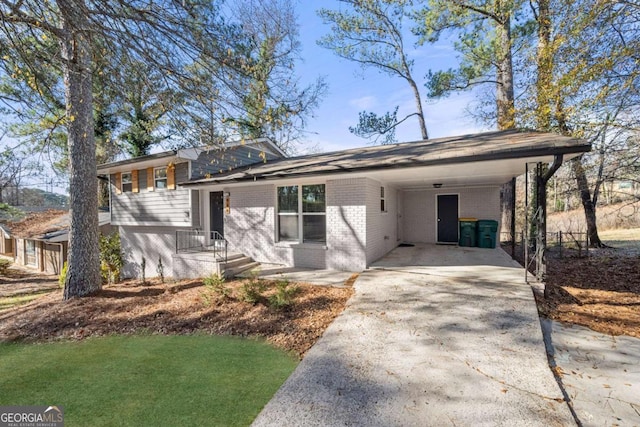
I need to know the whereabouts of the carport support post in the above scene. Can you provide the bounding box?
[510,177,516,258]
[535,155,563,295]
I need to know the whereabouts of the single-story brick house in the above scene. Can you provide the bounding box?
[97,130,590,279]
[9,210,111,274]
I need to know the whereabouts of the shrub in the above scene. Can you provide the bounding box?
[268,280,299,310]
[99,233,123,284]
[239,277,267,304]
[141,257,147,284]
[58,262,68,289]
[0,258,11,275]
[157,257,164,283]
[203,274,230,299]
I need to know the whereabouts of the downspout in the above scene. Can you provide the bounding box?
[57,242,65,275]
[38,240,44,272]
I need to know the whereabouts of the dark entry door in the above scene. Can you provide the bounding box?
[209,191,224,237]
[437,194,458,243]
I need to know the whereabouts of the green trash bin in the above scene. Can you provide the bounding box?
[458,218,478,247]
[477,219,499,249]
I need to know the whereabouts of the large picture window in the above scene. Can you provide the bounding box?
[277,184,326,243]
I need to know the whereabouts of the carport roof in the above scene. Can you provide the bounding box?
[180,129,590,187]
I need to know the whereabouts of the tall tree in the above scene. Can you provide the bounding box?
[415,0,520,238]
[319,0,429,144]
[417,0,639,248]
[0,0,241,298]
[225,0,326,152]
[525,0,640,247]
[116,59,172,157]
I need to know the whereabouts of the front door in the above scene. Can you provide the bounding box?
[437,194,458,243]
[209,191,224,237]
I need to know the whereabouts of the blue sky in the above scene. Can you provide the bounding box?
[294,1,488,154]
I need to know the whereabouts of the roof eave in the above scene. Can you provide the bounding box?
[179,143,590,187]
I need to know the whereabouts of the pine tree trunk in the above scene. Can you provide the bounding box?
[496,17,515,130]
[536,0,552,131]
[496,15,516,240]
[408,77,428,140]
[58,0,102,299]
[571,156,605,248]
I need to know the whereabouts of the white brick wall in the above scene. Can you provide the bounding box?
[224,184,282,264]
[326,178,367,271]
[172,253,220,279]
[224,178,370,271]
[365,179,399,265]
[402,186,501,243]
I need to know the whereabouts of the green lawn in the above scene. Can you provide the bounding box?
[599,227,640,249]
[0,335,298,426]
[0,290,52,312]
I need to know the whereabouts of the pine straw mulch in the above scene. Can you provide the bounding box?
[0,277,354,358]
[0,265,60,297]
[535,249,640,338]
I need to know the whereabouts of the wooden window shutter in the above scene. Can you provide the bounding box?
[147,167,154,191]
[168,165,176,190]
[132,170,139,193]
[114,173,122,195]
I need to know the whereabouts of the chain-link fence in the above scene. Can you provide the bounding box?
[501,230,591,260]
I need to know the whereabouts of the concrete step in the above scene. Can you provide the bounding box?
[224,261,261,278]
[221,256,254,269]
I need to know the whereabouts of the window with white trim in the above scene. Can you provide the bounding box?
[121,172,132,192]
[380,186,386,212]
[154,167,167,189]
[277,184,326,243]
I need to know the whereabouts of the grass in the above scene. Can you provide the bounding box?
[599,227,640,249]
[0,290,52,312]
[0,335,298,426]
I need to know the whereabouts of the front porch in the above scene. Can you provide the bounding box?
[173,229,259,278]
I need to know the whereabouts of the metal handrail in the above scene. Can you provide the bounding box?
[210,230,228,262]
[175,229,228,262]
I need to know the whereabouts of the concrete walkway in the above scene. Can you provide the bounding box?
[252,245,574,426]
[542,319,640,426]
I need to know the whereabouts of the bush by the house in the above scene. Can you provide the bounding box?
[203,273,231,299]
[58,262,68,289]
[239,277,267,304]
[0,258,11,275]
[268,279,299,311]
[157,257,164,283]
[99,233,123,285]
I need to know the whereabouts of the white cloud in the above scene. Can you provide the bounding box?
[349,95,378,110]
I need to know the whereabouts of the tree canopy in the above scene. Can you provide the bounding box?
[0,0,324,298]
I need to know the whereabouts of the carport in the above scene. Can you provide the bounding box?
[252,245,575,426]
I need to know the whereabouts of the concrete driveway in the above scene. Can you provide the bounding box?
[252,245,575,426]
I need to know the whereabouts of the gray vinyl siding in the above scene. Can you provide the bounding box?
[190,190,200,228]
[190,145,282,180]
[111,162,193,227]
